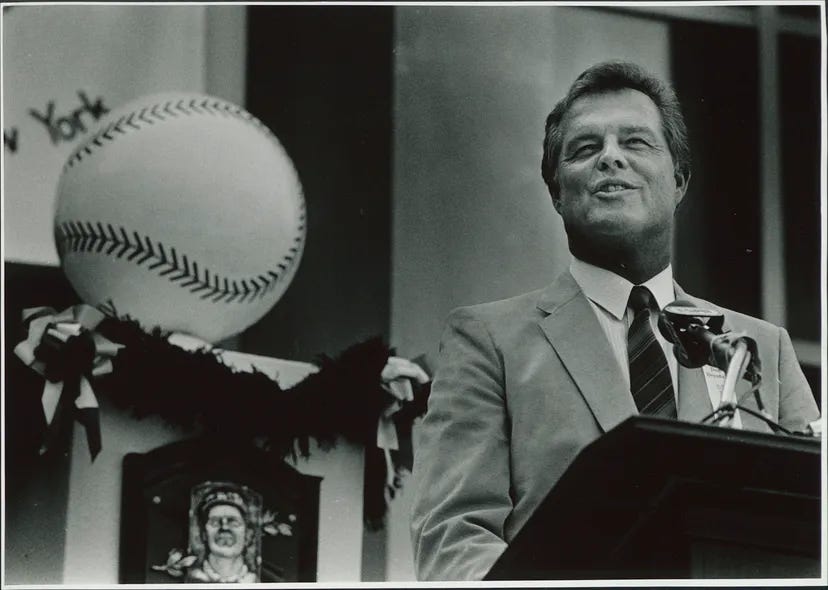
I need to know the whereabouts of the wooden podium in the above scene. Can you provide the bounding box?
[486,416,822,580]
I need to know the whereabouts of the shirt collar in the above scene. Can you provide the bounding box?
[570,257,675,320]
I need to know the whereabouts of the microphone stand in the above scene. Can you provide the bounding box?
[703,334,805,436]
[714,337,752,428]
[660,302,820,436]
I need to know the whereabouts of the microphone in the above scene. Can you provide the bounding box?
[658,302,804,435]
[657,301,757,378]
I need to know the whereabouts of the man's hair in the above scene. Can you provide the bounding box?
[197,487,249,529]
[540,61,691,199]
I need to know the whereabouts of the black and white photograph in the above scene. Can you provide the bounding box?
[2,1,825,585]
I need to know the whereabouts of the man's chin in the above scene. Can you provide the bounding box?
[567,221,654,258]
[210,547,242,558]
[575,220,640,244]
[210,538,241,553]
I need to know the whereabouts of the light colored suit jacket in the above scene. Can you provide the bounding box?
[409,270,819,581]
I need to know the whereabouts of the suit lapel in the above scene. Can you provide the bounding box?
[537,272,636,433]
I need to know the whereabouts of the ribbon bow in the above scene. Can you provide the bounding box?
[13,305,122,460]
[378,356,430,503]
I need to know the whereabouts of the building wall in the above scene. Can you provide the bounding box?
[240,6,394,364]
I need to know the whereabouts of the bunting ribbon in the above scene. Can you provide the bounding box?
[378,356,426,505]
[377,381,406,503]
[13,305,122,460]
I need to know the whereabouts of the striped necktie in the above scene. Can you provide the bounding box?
[627,285,677,418]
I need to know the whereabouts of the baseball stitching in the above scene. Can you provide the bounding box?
[63,96,278,172]
[55,216,305,304]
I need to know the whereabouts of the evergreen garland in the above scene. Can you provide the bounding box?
[93,317,430,528]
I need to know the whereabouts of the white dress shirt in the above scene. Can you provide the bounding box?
[570,257,679,399]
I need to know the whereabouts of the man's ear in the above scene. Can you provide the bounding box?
[674,170,690,206]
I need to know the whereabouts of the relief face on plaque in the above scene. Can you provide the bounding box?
[150,481,296,583]
[121,439,318,583]
[187,482,262,583]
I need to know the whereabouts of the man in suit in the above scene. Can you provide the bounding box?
[409,61,820,581]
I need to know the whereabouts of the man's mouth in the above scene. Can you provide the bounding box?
[592,180,637,193]
[215,532,237,546]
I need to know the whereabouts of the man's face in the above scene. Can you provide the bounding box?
[204,504,247,559]
[554,88,686,250]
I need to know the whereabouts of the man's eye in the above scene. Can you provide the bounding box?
[626,137,649,147]
[572,144,598,157]
[208,517,244,528]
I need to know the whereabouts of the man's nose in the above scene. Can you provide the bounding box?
[596,138,626,170]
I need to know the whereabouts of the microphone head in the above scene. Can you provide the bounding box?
[659,300,725,369]
[661,300,725,334]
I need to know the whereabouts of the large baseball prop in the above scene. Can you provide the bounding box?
[54,92,306,343]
